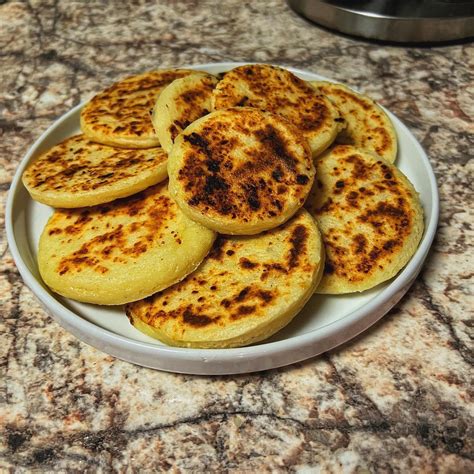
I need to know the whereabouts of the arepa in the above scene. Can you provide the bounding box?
[38,181,216,305]
[212,64,344,157]
[310,81,398,163]
[168,107,315,235]
[80,69,194,148]
[22,134,168,208]
[152,72,219,154]
[126,209,324,348]
[305,145,424,294]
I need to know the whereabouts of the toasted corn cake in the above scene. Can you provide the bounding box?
[38,181,216,305]
[22,134,168,208]
[126,209,324,348]
[168,107,315,235]
[80,69,194,148]
[306,145,423,294]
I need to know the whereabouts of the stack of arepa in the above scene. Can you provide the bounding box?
[22,64,424,348]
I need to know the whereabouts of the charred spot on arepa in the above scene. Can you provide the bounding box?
[207,236,227,261]
[139,302,219,328]
[168,107,315,234]
[220,285,279,320]
[182,307,215,327]
[287,224,309,269]
[239,257,259,269]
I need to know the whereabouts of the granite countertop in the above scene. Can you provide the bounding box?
[1,1,473,471]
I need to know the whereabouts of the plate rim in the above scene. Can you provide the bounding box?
[5,62,440,374]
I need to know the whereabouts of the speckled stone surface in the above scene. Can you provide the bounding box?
[1,0,473,471]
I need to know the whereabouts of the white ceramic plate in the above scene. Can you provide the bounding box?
[6,63,439,375]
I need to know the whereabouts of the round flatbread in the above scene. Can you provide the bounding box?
[80,69,194,148]
[152,72,219,154]
[212,64,344,157]
[22,134,168,208]
[310,81,398,163]
[168,107,315,235]
[305,145,424,294]
[38,181,216,305]
[126,209,324,348]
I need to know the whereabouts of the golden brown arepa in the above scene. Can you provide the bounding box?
[212,64,344,157]
[38,182,216,305]
[80,69,194,148]
[306,145,423,294]
[168,107,315,235]
[126,209,324,348]
[310,81,398,163]
[22,134,168,208]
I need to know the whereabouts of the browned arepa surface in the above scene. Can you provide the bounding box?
[306,145,423,294]
[38,181,216,305]
[22,134,168,208]
[310,81,398,163]
[212,64,344,157]
[80,69,195,148]
[168,107,315,235]
[152,72,219,154]
[126,209,324,348]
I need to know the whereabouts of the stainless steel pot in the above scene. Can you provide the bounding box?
[288,0,474,42]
